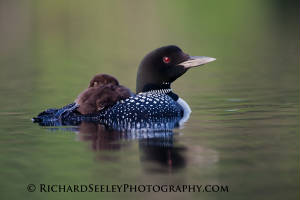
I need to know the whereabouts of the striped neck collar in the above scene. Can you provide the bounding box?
[139,89,178,101]
[146,88,172,94]
[139,82,178,100]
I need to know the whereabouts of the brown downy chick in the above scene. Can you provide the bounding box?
[75,74,131,115]
[75,74,119,105]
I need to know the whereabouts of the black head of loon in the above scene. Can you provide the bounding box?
[136,45,216,94]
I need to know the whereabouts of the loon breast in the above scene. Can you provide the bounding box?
[176,98,191,127]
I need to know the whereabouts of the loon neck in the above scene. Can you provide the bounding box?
[139,83,179,101]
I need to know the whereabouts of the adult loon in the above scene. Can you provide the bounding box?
[33,45,215,128]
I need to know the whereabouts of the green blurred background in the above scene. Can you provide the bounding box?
[0,0,299,200]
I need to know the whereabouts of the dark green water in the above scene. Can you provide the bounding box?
[0,1,299,199]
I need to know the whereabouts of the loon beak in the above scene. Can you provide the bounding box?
[178,56,216,69]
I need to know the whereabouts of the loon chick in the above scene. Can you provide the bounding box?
[89,74,119,87]
[75,74,119,105]
[75,74,131,114]
[77,84,131,114]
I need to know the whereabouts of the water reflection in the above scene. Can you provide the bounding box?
[78,122,128,151]
[71,121,187,172]
[43,120,192,172]
[139,138,187,173]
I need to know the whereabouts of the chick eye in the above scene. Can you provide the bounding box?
[163,56,171,64]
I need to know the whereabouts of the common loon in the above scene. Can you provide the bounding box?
[33,45,215,128]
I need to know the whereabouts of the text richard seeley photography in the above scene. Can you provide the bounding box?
[27,184,229,193]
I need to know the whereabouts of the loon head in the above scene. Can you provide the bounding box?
[136,45,216,93]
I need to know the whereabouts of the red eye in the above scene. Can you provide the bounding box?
[163,56,171,64]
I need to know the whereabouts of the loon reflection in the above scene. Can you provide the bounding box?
[46,121,187,172]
